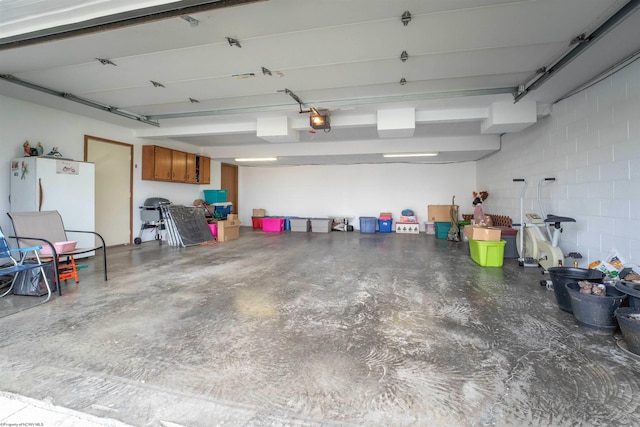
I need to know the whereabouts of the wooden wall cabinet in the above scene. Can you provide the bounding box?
[142,145,211,184]
[186,153,197,183]
[198,156,211,184]
[142,145,172,181]
[171,150,187,181]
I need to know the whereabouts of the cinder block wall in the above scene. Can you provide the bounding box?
[477,59,640,267]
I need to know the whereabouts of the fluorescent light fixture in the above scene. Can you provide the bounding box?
[383,152,438,158]
[234,157,277,162]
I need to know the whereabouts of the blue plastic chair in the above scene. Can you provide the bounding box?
[0,227,52,317]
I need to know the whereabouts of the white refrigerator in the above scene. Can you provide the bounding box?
[10,157,96,253]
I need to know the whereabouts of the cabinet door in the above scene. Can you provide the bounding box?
[154,146,173,181]
[141,145,155,181]
[186,153,197,183]
[199,156,211,184]
[171,150,187,182]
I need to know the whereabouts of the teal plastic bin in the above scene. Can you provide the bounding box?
[203,189,227,203]
[435,222,451,239]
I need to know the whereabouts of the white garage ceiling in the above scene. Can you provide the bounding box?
[1,0,639,165]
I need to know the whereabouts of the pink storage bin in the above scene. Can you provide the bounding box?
[262,217,285,232]
[208,223,217,239]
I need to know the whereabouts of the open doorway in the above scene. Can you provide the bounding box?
[85,135,133,246]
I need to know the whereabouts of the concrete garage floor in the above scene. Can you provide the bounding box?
[1,227,639,426]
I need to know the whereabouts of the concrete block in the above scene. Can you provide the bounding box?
[599,121,629,146]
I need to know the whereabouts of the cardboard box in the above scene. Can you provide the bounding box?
[220,218,240,227]
[252,209,266,217]
[427,205,459,222]
[227,214,238,221]
[217,219,241,242]
[379,212,393,219]
[395,223,420,234]
[464,224,501,242]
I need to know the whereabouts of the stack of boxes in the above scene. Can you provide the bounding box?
[217,214,241,242]
[201,190,239,242]
[427,204,459,239]
[378,212,393,233]
[203,189,233,219]
[395,212,420,234]
[252,208,266,229]
[463,224,506,267]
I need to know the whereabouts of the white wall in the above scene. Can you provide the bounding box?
[0,95,219,242]
[239,162,477,230]
[477,59,640,266]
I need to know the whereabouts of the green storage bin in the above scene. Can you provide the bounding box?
[469,239,506,267]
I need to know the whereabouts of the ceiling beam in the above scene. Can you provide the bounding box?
[0,73,159,126]
[514,0,640,102]
[147,87,518,121]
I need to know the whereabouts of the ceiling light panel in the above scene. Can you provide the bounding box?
[383,153,438,158]
[234,157,277,162]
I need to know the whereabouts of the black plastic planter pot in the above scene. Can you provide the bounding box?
[614,281,640,308]
[615,307,640,355]
[548,267,606,313]
[566,282,626,334]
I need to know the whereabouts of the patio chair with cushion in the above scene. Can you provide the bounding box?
[7,211,107,296]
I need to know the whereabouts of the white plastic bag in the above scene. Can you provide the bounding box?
[589,260,619,278]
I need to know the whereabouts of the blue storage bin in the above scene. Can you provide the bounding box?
[284,216,298,231]
[378,219,393,233]
[212,202,232,218]
[360,217,376,233]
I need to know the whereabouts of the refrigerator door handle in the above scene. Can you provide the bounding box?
[38,178,43,211]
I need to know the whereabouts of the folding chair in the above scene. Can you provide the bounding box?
[8,211,107,296]
[0,226,52,316]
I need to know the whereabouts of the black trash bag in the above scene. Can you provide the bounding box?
[13,261,56,296]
